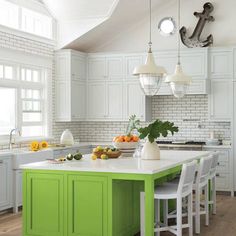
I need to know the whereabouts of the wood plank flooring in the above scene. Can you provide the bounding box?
[0,195,235,236]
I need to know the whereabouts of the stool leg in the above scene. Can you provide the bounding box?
[212,176,216,215]
[163,199,168,226]
[177,197,182,236]
[140,192,145,236]
[195,188,200,234]
[205,184,209,226]
[188,193,193,236]
[156,199,160,236]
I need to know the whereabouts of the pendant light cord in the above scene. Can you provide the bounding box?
[148,0,152,53]
[177,0,181,64]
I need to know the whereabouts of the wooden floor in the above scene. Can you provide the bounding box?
[0,195,235,236]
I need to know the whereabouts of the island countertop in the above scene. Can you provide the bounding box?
[20,150,211,174]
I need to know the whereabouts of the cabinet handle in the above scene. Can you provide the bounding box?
[0,160,3,164]
[217,162,220,165]
[216,173,220,177]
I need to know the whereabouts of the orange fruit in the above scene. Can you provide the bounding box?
[117,136,124,142]
[124,136,131,142]
[132,136,139,142]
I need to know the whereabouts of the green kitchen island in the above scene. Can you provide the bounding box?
[21,150,210,236]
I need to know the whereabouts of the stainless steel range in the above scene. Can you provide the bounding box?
[156,141,205,151]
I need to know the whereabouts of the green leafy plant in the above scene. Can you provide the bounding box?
[126,115,141,136]
[138,119,179,143]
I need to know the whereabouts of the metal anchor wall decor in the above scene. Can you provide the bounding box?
[180,2,215,48]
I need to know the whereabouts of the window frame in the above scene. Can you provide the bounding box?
[0,0,56,43]
[0,49,52,140]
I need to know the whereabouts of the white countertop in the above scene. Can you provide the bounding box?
[20,150,211,175]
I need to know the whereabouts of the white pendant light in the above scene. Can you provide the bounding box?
[165,0,192,98]
[133,0,166,96]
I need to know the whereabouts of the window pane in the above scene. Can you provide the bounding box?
[22,126,43,137]
[5,66,13,79]
[26,69,32,81]
[32,90,40,99]
[23,101,33,111]
[23,113,41,122]
[0,87,16,135]
[21,68,25,81]
[33,70,39,82]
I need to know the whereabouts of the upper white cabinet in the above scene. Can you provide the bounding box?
[55,50,86,122]
[210,48,233,78]
[209,79,232,121]
[88,55,123,81]
[123,81,151,121]
[124,55,143,79]
[208,48,233,121]
[0,156,12,211]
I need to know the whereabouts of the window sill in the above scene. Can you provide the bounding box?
[0,136,54,146]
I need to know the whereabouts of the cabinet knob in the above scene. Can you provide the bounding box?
[0,160,3,164]
[216,173,220,177]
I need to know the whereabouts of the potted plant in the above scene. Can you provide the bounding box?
[138,119,178,160]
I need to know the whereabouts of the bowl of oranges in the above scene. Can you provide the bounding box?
[113,135,140,157]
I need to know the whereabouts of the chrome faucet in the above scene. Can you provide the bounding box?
[9,128,21,150]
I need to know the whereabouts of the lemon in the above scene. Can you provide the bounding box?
[91,154,98,160]
[101,154,108,160]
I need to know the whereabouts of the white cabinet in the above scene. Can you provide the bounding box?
[124,81,151,121]
[88,55,123,81]
[55,49,87,121]
[107,82,123,120]
[124,55,143,79]
[202,147,233,195]
[209,79,232,121]
[87,82,106,120]
[87,82,123,120]
[210,49,232,78]
[0,156,12,211]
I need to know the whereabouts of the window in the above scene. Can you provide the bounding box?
[0,87,16,135]
[0,62,48,138]
[0,0,53,39]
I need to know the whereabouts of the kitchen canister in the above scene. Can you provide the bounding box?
[60,129,74,146]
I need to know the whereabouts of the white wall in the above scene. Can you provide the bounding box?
[89,0,236,52]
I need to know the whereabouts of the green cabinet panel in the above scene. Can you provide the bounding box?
[67,175,108,236]
[23,172,64,236]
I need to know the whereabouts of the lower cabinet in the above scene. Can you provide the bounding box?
[202,147,233,195]
[0,156,12,211]
[24,173,64,236]
[67,175,108,236]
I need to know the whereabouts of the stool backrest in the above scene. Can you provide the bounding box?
[210,152,219,176]
[178,160,198,195]
[196,155,213,186]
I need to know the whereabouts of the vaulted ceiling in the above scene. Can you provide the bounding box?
[42,0,164,50]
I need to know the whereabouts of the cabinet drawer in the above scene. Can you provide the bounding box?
[216,173,230,191]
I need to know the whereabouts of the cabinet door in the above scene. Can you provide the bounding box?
[71,81,86,120]
[87,82,106,119]
[107,82,123,120]
[55,81,71,121]
[67,175,108,236]
[124,82,150,121]
[88,57,106,80]
[71,54,86,80]
[124,55,143,79]
[24,173,64,236]
[107,56,123,80]
[0,157,12,210]
[209,80,232,121]
[55,53,70,79]
[187,79,209,95]
[211,50,232,78]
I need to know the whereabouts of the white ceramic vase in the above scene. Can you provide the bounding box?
[141,140,160,160]
[60,129,74,146]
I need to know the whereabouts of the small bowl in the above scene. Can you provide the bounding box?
[113,142,139,157]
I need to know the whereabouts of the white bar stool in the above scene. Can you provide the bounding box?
[193,155,213,234]
[140,160,198,236]
[208,152,219,215]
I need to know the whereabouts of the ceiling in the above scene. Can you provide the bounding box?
[42,0,164,50]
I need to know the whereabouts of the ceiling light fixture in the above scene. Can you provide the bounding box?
[165,0,192,98]
[133,0,166,96]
